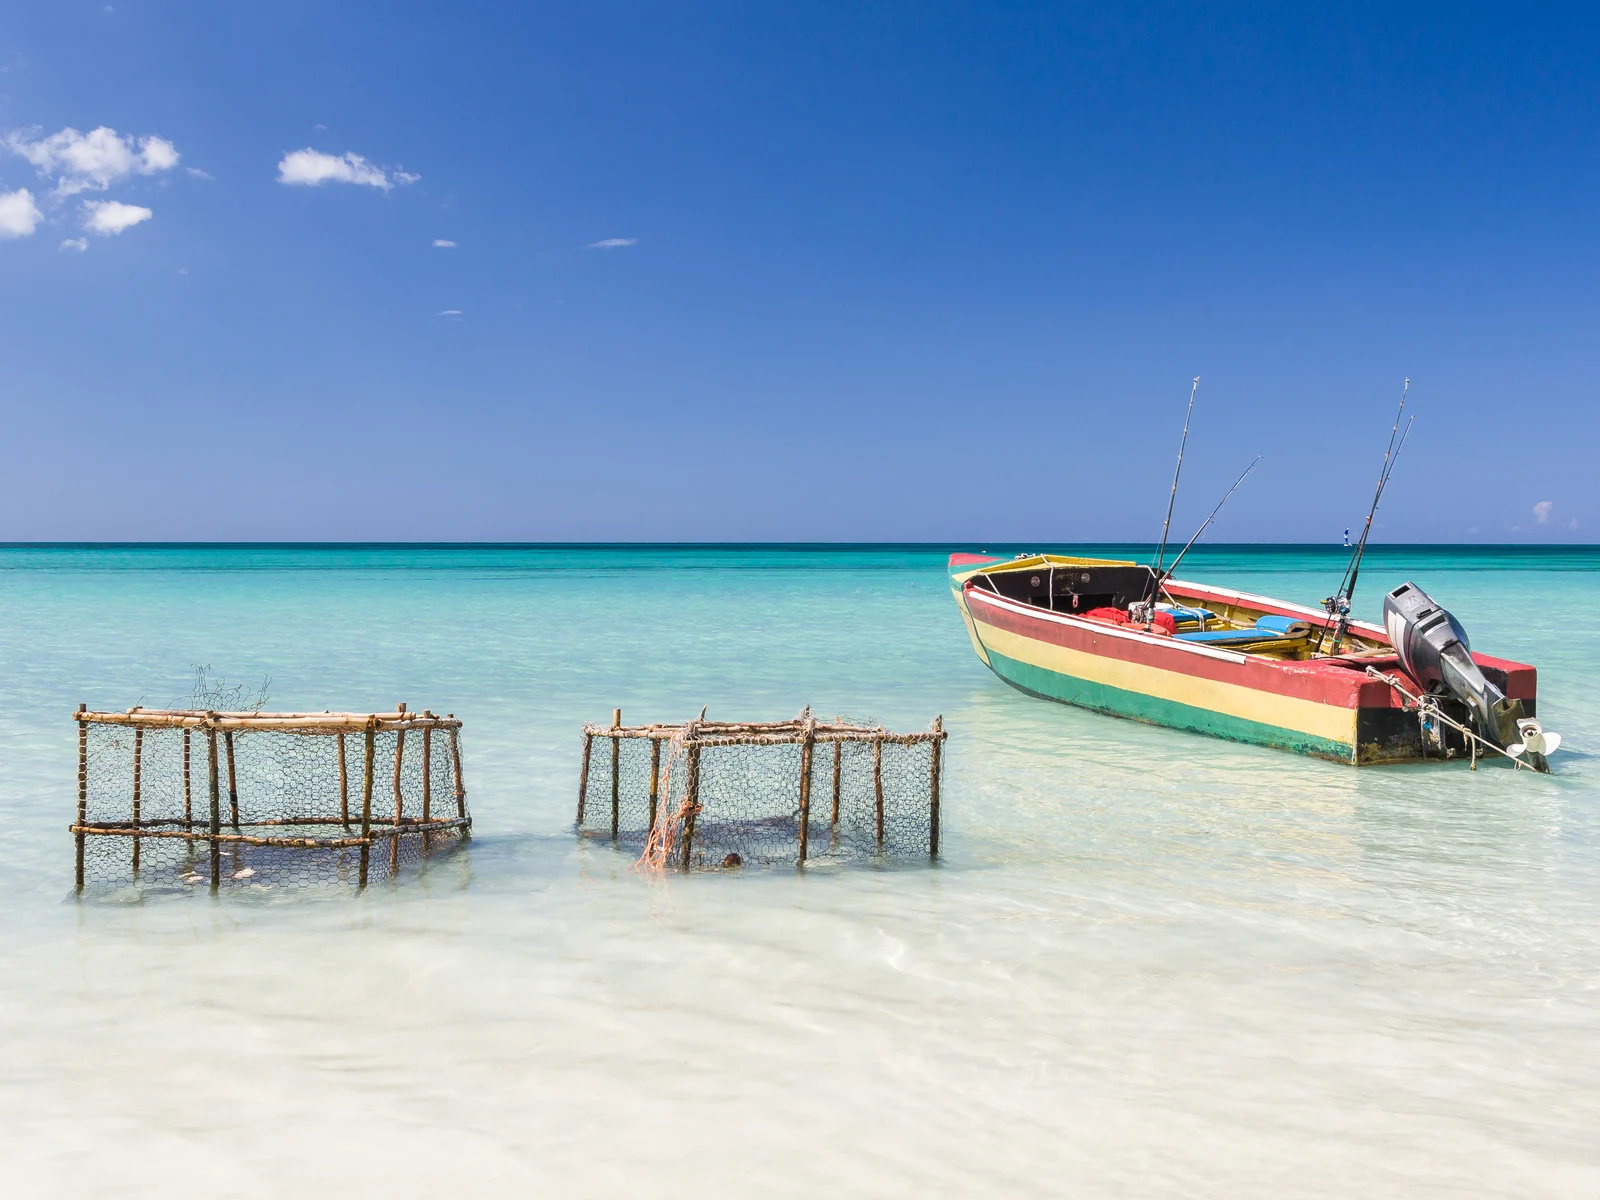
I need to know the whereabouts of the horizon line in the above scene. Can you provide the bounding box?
[1,541,1596,551]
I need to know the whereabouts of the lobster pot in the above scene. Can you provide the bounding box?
[576,710,946,871]
[73,707,470,896]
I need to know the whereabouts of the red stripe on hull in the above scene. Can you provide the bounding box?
[967,585,1384,708]
[955,561,1537,705]
[1161,580,1536,702]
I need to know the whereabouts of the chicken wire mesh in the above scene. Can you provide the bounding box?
[72,708,470,896]
[576,711,945,871]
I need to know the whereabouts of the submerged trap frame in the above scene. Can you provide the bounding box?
[576,709,946,870]
[72,704,471,893]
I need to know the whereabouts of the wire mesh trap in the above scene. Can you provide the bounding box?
[72,704,471,895]
[576,708,947,871]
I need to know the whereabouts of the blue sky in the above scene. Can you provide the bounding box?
[0,2,1595,542]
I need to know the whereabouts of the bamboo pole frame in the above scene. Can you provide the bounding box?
[421,726,432,853]
[69,822,460,849]
[78,814,445,830]
[359,723,375,888]
[449,721,467,832]
[337,733,349,830]
[131,727,143,873]
[224,731,240,829]
[611,708,621,841]
[873,739,884,851]
[390,720,405,874]
[577,709,948,869]
[73,708,463,732]
[582,721,941,743]
[830,738,842,828]
[681,738,702,872]
[71,707,472,891]
[797,716,816,864]
[207,726,221,891]
[647,737,661,833]
[183,729,193,832]
[75,704,87,890]
[576,731,592,825]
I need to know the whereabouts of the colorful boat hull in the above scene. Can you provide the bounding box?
[950,553,1537,764]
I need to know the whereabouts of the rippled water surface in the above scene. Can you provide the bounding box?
[1,544,1596,1198]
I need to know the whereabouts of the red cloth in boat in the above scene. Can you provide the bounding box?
[1084,607,1176,635]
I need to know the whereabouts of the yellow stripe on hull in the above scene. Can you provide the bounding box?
[971,611,1358,752]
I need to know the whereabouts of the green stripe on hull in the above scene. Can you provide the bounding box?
[986,647,1355,763]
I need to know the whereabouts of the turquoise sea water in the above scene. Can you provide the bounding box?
[2,544,1597,1197]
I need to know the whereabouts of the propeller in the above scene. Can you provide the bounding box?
[1506,717,1561,759]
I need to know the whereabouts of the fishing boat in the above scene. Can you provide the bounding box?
[948,552,1555,768]
[949,379,1561,770]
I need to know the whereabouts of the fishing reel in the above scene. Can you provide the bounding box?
[1321,595,1350,619]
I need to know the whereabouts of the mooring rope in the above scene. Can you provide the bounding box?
[635,724,697,872]
[1363,666,1521,770]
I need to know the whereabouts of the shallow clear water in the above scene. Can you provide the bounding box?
[1,544,1596,1198]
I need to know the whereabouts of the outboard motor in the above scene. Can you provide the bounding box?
[1383,581,1557,770]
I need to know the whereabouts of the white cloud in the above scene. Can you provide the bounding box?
[83,199,152,235]
[276,148,400,190]
[139,136,179,172]
[5,126,180,196]
[60,237,88,252]
[1533,500,1553,524]
[437,309,462,316]
[432,238,456,248]
[0,187,42,237]
[587,237,637,248]
[185,166,213,180]
[393,170,420,185]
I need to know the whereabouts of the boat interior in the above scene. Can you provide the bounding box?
[965,554,1392,663]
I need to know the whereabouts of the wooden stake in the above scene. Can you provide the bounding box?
[577,732,593,825]
[337,733,349,830]
[449,724,468,837]
[183,729,193,832]
[224,731,240,829]
[131,727,143,873]
[873,739,884,851]
[207,726,221,891]
[648,737,661,833]
[830,739,842,827]
[681,740,702,872]
[75,704,87,890]
[928,716,943,859]
[73,711,463,731]
[359,725,375,888]
[611,708,621,841]
[421,727,432,853]
[390,728,405,873]
[798,716,816,863]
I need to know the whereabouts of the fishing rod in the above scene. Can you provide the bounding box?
[1316,379,1415,654]
[1147,377,1199,601]
[1148,456,1262,609]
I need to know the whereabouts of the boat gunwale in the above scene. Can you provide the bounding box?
[950,552,1537,681]
[963,584,1254,665]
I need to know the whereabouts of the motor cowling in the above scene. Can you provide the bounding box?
[1382,581,1551,769]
